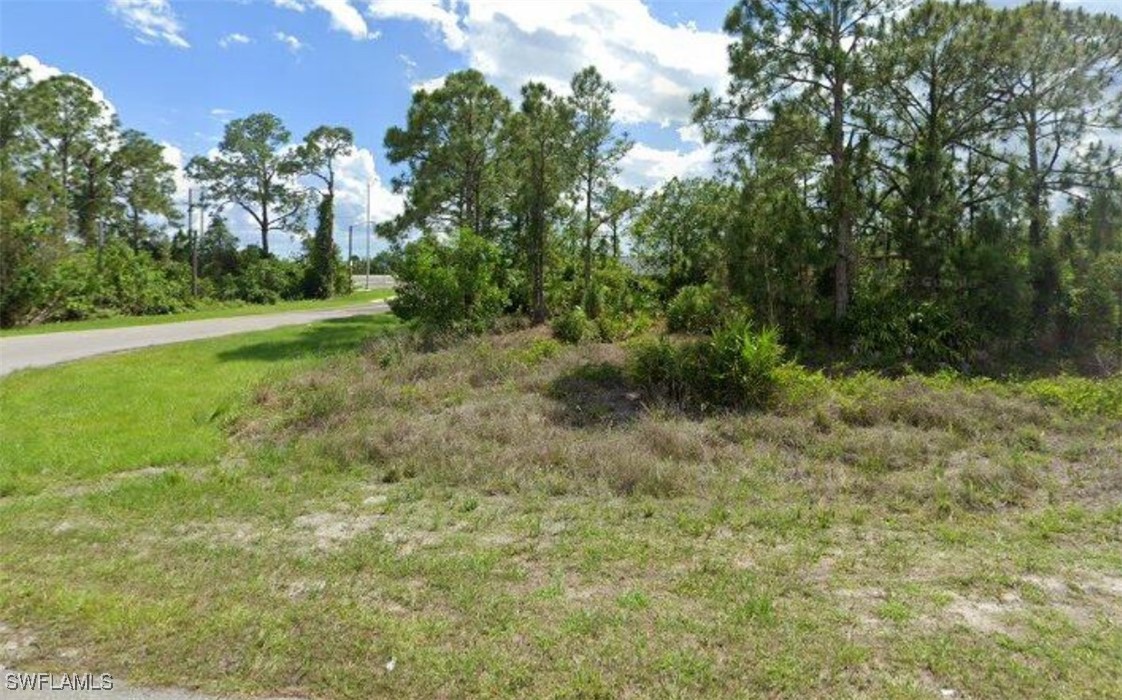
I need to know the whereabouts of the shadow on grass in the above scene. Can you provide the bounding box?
[216,314,399,363]
[546,361,644,428]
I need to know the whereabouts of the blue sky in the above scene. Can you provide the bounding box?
[1,0,1118,255]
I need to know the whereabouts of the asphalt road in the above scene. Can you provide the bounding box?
[0,301,391,377]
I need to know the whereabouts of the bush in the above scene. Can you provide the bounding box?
[0,217,66,327]
[703,323,785,408]
[1066,252,1122,354]
[586,260,660,319]
[628,322,785,410]
[552,306,596,344]
[666,284,722,334]
[628,336,692,401]
[44,240,193,320]
[389,230,507,333]
[234,252,303,304]
[595,311,653,343]
[847,295,974,371]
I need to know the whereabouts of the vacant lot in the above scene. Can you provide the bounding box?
[1,327,1120,699]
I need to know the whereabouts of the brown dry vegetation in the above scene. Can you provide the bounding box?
[243,328,1119,514]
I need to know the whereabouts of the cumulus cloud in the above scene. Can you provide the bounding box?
[618,142,715,190]
[330,147,406,238]
[107,0,190,49]
[275,0,380,40]
[410,75,447,93]
[366,0,466,50]
[312,0,379,39]
[367,0,728,126]
[160,143,192,210]
[274,31,307,52]
[218,32,251,48]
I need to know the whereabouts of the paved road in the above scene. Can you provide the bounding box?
[0,301,391,377]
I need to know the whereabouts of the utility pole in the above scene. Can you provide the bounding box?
[365,181,371,289]
[348,224,354,276]
[192,189,205,298]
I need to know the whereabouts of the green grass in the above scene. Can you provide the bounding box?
[1,327,1120,699]
[0,313,399,496]
[0,288,394,337]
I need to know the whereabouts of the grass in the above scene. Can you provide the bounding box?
[0,313,400,496]
[0,288,394,337]
[1,327,1120,698]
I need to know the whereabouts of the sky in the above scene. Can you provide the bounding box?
[1,0,1118,256]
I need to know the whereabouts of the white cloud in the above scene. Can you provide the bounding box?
[275,0,379,39]
[311,0,379,39]
[331,147,406,230]
[368,1,729,126]
[107,0,190,49]
[366,0,466,50]
[218,32,251,48]
[618,142,715,190]
[676,124,705,146]
[160,143,191,210]
[274,31,307,52]
[410,75,447,93]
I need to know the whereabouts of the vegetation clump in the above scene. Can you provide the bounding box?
[629,322,784,410]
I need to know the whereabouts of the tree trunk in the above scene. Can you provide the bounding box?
[830,7,851,321]
[581,173,594,312]
[260,205,270,255]
[1026,113,1044,249]
[831,84,851,321]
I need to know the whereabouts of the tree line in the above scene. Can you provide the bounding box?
[0,57,354,327]
[386,0,1122,374]
[3,0,1120,374]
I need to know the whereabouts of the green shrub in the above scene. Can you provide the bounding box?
[515,338,563,365]
[0,217,66,327]
[1018,375,1122,419]
[627,336,690,400]
[703,323,785,408]
[847,296,974,371]
[1066,252,1122,354]
[628,322,786,410]
[389,230,507,333]
[666,284,722,334]
[552,306,597,344]
[44,240,193,320]
[234,253,303,304]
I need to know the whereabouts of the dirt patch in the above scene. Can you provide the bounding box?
[0,621,37,664]
[945,592,1024,635]
[833,587,888,629]
[293,511,382,551]
[382,529,441,555]
[280,578,327,600]
[175,519,264,549]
